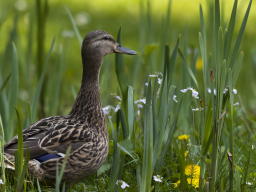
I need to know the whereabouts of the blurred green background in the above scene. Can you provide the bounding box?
[1,0,256,120]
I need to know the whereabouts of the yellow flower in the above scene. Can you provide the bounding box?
[173,165,204,189]
[187,177,200,188]
[185,164,200,177]
[177,135,190,141]
[173,177,203,189]
[173,180,180,188]
[184,150,189,158]
[196,58,203,70]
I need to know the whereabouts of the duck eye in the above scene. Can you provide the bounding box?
[103,36,109,40]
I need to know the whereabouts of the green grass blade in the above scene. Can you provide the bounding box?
[31,37,55,123]
[178,48,199,90]
[27,101,32,126]
[15,107,23,165]
[127,86,134,138]
[0,73,11,94]
[223,0,238,62]
[7,43,19,141]
[118,109,128,140]
[142,80,152,192]
[109,117,120,192]
[228,69,234,191]
[168,37,179,88]
[18,148,30,191]
[228,0,252,70]
[64,6,82,45]
[232,51,244,86]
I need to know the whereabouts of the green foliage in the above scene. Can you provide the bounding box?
[0,0,256,191]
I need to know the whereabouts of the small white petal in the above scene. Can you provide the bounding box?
[173,95,178,103]
[246,182,252,186]
[192,108,199,111]
[180,89,188,93]
[0,179,4,184]
[233,89,237,94]
[153,175,163,182]
[252,145,254,150]
[149,74,158,77]
[137,104,143,109]
[120,181,129,189]
[145,83,149,86]
[207,88,211,93]
[158,78,162,85]
[115,104,121,112]
[233,102,239,106]
[223,88,228,94]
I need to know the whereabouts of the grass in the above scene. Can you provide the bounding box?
[0,0,256,191]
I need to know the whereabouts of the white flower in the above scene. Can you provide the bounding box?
[192,107,203,112]
[102,105,114,115]
[111,94,122,101]
[246,182,252,186]
[145,83,149,86]
[137,104,143,109]
[114,104,121,112]
[134,98,146,104]
[233,89,237,94]
[137,110,140,116]
[0,179,3,184]
[173,95,178,103]
[233,102,239,106]
[158,78,162,85]
[181,88,188,93]
[192,108,199,111]
[223,88,228,94]
[192,90,199,99]
[180,87,193,93]
[116,180,129,189]
[149,74,158,77]
[207,88,216,95]
[252,145,254,150]
[153,175,163,182]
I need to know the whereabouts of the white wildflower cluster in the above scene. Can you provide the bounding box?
[192,107,204,112]
[153,175,163,182]
[135,98,146,115]
[149,72,163,85]
[111,93,122,101]
[180,87,199,99]
[116,180,129,189]
[207,87,238,95]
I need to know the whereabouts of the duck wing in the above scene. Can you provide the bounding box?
[4,115,94,161]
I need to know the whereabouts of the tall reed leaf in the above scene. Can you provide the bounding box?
[7,43,18,141]
[178,48,199,90]
[65,6,82,45]
[228,0,252,70]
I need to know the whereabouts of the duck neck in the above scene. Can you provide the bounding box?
[69,55,104,122]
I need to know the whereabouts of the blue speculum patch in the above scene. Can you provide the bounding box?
[36,153,59,162]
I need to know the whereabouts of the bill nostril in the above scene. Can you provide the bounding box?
[118,44,121,47]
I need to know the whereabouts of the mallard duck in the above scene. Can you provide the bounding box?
[3,30,136,189]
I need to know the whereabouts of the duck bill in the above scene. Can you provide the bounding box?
[114,43,137,55]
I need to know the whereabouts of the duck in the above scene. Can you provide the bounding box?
[3,30,137,190]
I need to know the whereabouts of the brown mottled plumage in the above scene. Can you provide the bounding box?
[3,30,136,190]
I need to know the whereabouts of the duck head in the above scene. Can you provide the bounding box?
[81,30,136,60]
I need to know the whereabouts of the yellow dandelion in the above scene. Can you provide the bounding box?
[185,164,200,177]
[173,180,180,188]
[196,58,203,70]
[177,135,190,141]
